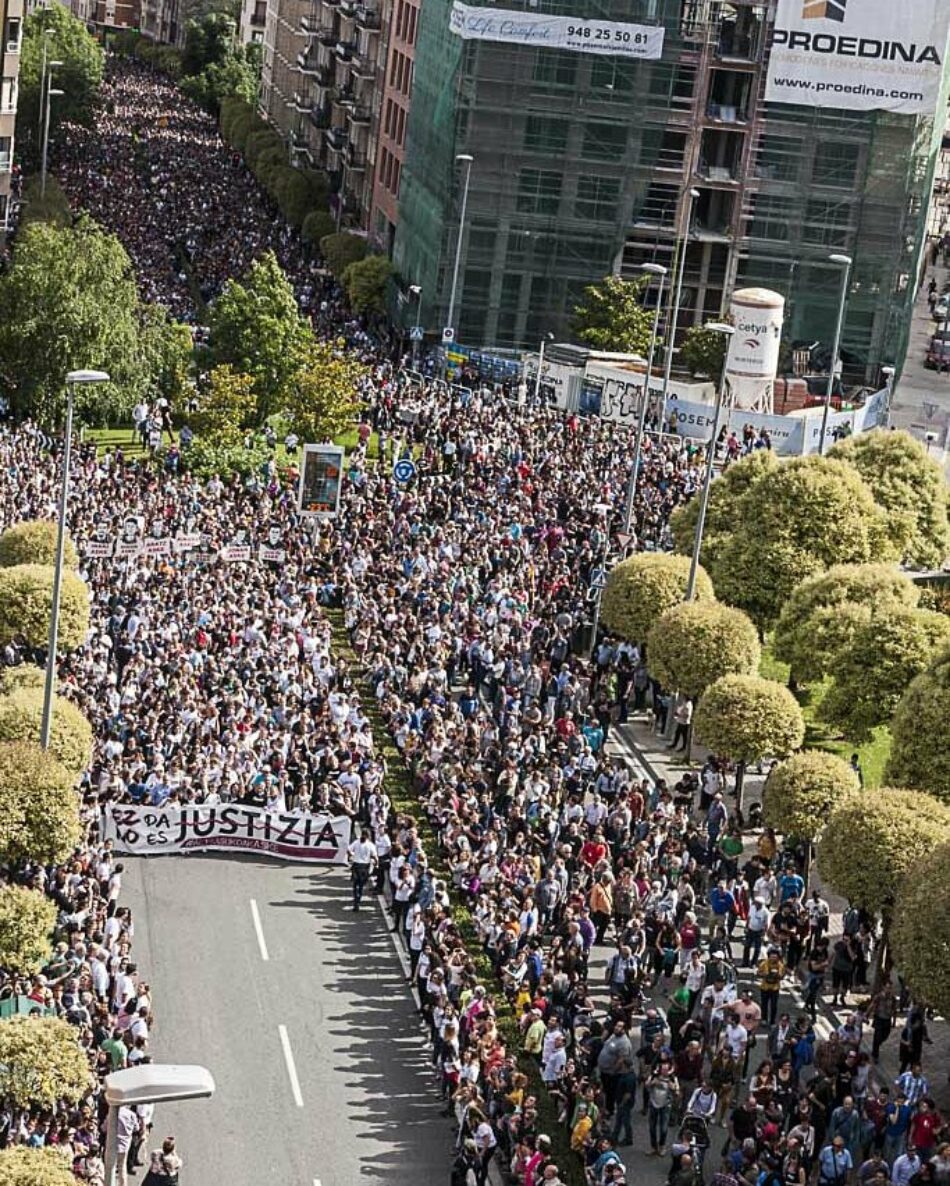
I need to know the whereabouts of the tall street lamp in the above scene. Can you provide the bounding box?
[817,252,853,456]
[40,67,64,200]
[408,284,422,366]
[660,187,701,405]
[533,331,554,403]
[37,30,54,150]
[104,1064,215,1186]
[623,262,667,535]
[685,322,735,600]
[444,153,473,345]
[880,364,895,428]
[40,369,110,750]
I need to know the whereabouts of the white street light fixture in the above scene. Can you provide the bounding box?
[532,331,554,404]
[685,322,735,599]
[818,253,853,456]
[104,1065,215,1186]
[40,369,110,750]
[444,154,474,352]
[622,263,668,535]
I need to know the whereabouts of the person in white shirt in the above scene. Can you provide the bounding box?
[347,829,377,912]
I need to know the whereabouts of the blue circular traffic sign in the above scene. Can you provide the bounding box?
[393,458,416,484]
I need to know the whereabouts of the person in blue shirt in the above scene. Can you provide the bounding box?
[779,865,805,903]
[883,1094,913,1166]
[582,718,604,753]
[817,1137,853,1186]
[709,880,737,936]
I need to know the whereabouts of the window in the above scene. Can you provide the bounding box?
[0,136,10,171]
[532,48,577,87]
[575,176,620,222]
[640,128,687,169]
[747,193,795,242]
[754,135,802,182]
[582,121,627,161]
[635,182,679,227]
[500,271,523,312]
[648,62,695,107]
[591,58,636,93]
[5,18,21,51]
[0,77,16,114]
[524,115,569,154]
[516,168,562,216]
[803,198,852,248]
[813,141,860,188]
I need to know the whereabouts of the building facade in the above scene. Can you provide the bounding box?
[391,0,949,378]
[0,0,21,233]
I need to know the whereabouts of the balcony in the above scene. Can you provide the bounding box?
[316,24,337,43]
[300,12,319,32]
[339,0,357,15]
[292,90,311,112]
[334,39,356,60]
[334,86,356,107]
[347,104,371,125]
[325,125,348,150]
[350,53,374,79]
[345,144,366,171]
[696,161,739,184]
[705,102,748,125]
[309,104,330,129]
[297,50,324,73]
[355,5,380,29]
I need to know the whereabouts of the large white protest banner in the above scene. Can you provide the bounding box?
[101,803,352,865]
[766,0,950,116]
[448,1,664,59]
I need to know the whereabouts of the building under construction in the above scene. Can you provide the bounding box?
[391,0,950,380]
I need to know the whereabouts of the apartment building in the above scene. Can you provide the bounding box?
[367,0,417,252]
[0,0,21,234]
[239,0,267,45]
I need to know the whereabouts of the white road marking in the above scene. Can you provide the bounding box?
[249,899,269,961]
[278,1025,304,1107]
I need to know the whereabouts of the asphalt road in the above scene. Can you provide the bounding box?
[124,855,451,1186]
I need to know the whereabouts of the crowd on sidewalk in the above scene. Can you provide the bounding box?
[5,49,938,1186]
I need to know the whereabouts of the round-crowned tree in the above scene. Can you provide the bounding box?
[0,1146,79,1186]
[601,553,713,647]
[0,692,92,778]
[694,674,805,765]
[772,563,918,684]
[0,1016,90,1110]
[762,750,860,841]
[0,886,57,975]
[0,521,78,569]
[0,741,81,865]
[0,565,89,651]
[817,788,950,917]
[886,645,950,803]
[711,456,895,631]
[646,601,761,699]
[892,839,950,1017]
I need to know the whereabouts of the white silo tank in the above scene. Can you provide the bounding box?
[724,288,785,414]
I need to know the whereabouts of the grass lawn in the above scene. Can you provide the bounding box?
[760,645,891,787]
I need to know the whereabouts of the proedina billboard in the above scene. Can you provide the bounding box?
[766,0,950,115]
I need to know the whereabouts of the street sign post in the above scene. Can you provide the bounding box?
[442,326,455,343]
[393,457,417,484]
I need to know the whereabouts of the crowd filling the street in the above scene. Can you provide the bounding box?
[0,52,947,1186]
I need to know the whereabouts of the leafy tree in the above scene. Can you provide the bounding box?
[0,1016,90,1109]
[817,788,950,917]
[694,674,805,766]
[892,838,950,1018]
[209,252,312,423]
[343,255,394,315]
[0,566,89,651]
[191,365,256,446]
[0,666,46,696]
[762,750,860,841]
[886,645,950,804]
[17,176,71,230]
[181,10,236,75]
[0,1146,78,1186]
[219,95,253,141]
[646,601,760,699]
[829,429,950,570]
[0,741,81,864]
[283,341,366,443]
[679,324,729,378]
[320,232,368,280]
[0,887,56,975]
[711,456,895,631]
[820,607,950,742]
[572,275,656,354]
[0,693,92,777]
[0,522,77,570]
[244,127,285,171]
[601,554,713,646]
[772,563,919,684]
[139,306,193,408]
[302,211,336,249]
[273,168,316,229]
[16,6,104,161]
[0,217,145,427]
[226,106,261,153]
[669,450,778,573]
[180,51,259,113]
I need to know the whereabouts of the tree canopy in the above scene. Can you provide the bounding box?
[829,429,950,570]
[343,255,394,315]
[886,645,950,804]
[711,456,895,630]
[679,324,729,378]
[0,1146,78,1186]
[771,563,918,684]
[0,1017,90,1110]
[209,252,312,423]
[0,693,92,778]
[646,601,760,699]
[819,606,950,742]
[0,218,151,426]
[0,566,89,652]
[283,340,365,444]
[190,364,256,447]
[601,554,713,647]
[572,275,656,354]
[762,750,860,841]
[320,232,369,280]
[817,788,950,915]
[0,886,56,976]
[694,674,805,765]
[16,6,104,161]
[0,522,77,570]
[0,741,82,865]
[891,838,950,1017]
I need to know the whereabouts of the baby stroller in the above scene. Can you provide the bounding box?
[669,1113,711,1180]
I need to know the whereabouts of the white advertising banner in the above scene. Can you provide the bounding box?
[101,804,352,864]
[449,1,664,59]
[664,397,807,455]
[766,0,950,115]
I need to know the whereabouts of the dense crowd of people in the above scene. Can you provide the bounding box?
[0,50,933,1186]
